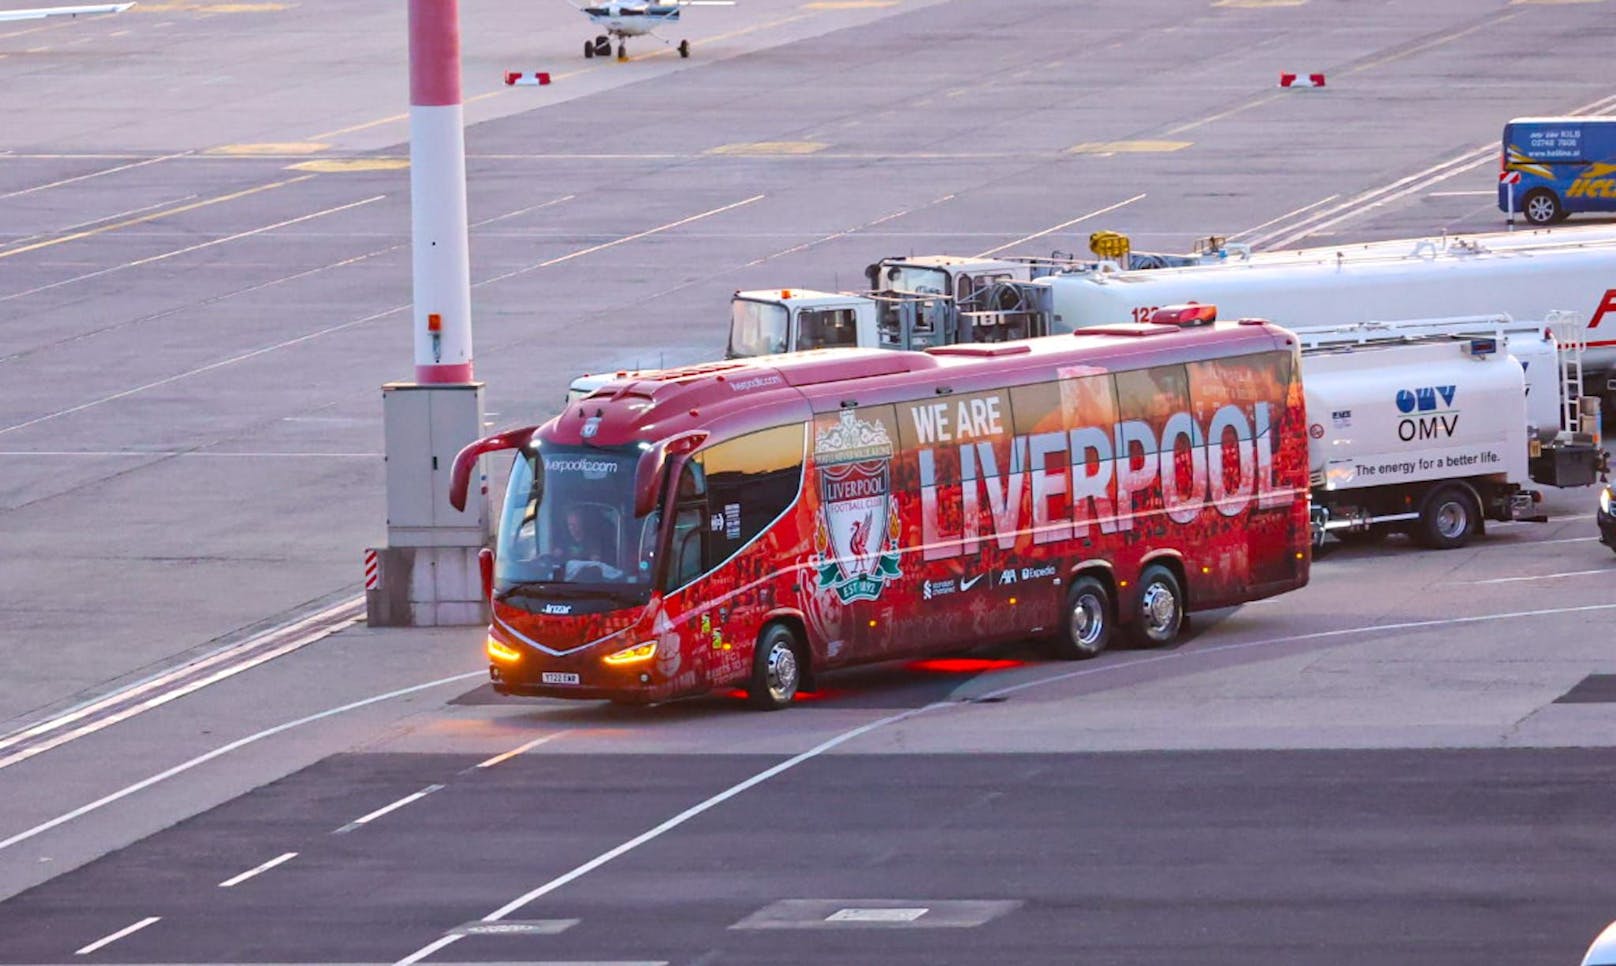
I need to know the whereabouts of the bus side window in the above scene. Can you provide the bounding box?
[664,461,707,592]
[701,423,806,572]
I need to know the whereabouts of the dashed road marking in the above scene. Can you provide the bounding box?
[218,851,298,888]
[206,142,326,155]
[335,784,444,834]
[74,916,160,956]
[476,733,562,769]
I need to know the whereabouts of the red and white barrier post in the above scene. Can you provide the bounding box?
[1502,169,1521,230]
[409,0,473,383]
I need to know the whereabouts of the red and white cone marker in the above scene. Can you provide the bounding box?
[1278,72,1326,89]
[504,71,552,86]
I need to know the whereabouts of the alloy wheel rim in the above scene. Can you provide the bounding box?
[1140,583,1177,638]
[1070,594,1104,650]
[767,644,798,703]
[1436,500,1467,539]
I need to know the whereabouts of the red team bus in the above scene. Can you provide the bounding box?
[450,314,1311,709]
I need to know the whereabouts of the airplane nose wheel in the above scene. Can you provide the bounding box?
[678,38,690,58]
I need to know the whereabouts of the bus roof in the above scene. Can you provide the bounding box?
[549,321,1292,450]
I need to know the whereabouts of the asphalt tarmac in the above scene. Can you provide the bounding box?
[3,0,1616,963]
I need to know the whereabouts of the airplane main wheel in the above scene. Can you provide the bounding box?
[584,40,595,58]
[593,36,611,56]
[678,39,690,58]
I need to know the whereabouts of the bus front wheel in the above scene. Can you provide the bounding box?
[1523,189,1565,226]
[1127,563,1184,648]
[747,623,803,710]
[1052,576,1113,660]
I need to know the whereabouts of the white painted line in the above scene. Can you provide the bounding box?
[827,907,928,922]
[1461,568,1611,586]
[738,192,955,269]
[0,151,190,201]
[976,602,1616,703]
[476,733,561,769]
[1486,536,1598,548]
[338,784,445,833]
[0,670,482,855]
[1427,190,1496,197]
[0,604,364,771]
[389,599,1616,966]
[10,194,200,245]
[74,916,160,956]
[0,596,361,758]
[473,194,766,288]
[1230,194,1340,240]
[394,933,463,966]
[975,193,1147,258]
[218,851,298,888]
[2,194,387,302]
[469,193,576,229]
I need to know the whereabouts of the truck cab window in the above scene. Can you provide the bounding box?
[797,308,859,350]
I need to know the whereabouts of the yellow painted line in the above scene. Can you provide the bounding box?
[1067,140,1192,156]
[802,0,898,8]
[706,140,826,156]
[1346,11,1517,75]
[287,158,409,173]
[206,142,327,156]
[0,175,314,261]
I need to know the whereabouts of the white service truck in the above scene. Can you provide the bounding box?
[1299,314,1606,548]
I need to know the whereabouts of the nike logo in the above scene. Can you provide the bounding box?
[960,573,985,591]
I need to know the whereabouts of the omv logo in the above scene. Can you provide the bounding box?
[1395,385,1456,413]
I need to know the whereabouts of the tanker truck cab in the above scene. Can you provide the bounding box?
[1500,117,1616,226]
[726,289,877,358]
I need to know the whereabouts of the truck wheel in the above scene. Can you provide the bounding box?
[1416,485,1478,550]
[1522,189,1564,226]
[1127,563,1184,648]
[747,623,802,710]
[1051,576,1113,660]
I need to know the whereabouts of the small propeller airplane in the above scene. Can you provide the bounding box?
[0,2,132,21]
[568,0,735,62]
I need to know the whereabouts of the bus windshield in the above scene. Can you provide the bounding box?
[729,300,789,357]
[494,445,661,605]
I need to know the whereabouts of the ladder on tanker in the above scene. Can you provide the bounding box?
[1546,309,1587,436]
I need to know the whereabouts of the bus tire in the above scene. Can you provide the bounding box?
[1415,484,1478,550]
[1052,576,1113,660]
[1127,563,1184,649]
[1522,189,1564,226]
[747,623,802,710]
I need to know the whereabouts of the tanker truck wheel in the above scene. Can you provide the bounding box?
[1415,485,1478,550]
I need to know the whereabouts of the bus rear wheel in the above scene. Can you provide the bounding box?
[1051,576,1113,660]
[1127,563,1184,648]
[747,623,802,710]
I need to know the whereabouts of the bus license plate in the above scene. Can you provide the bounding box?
[541,672,580,685]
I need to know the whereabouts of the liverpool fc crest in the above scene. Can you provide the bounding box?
[812,410,902,603]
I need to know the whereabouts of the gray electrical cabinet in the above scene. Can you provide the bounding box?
[382,382,488,547]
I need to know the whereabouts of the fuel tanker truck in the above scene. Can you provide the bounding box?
[1297,314,1605,548]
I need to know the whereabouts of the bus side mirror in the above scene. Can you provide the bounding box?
[448,427,536,512]
[478,547,494,602]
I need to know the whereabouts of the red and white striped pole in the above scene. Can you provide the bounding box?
[409,0,473,383]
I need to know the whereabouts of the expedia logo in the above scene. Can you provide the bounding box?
[1394,385,1458,441]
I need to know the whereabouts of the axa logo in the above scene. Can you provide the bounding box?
[1394,385,1459,441]
[1395,385,1455,414]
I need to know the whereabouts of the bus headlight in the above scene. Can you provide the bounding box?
[1601,485,1613,516]
[486,635,521,663]
[603,641,657,666]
